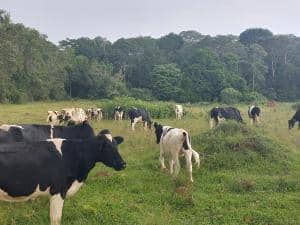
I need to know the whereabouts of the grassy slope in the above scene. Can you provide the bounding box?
[0,101,299,225]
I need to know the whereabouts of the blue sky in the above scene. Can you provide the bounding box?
[2,0,299,44]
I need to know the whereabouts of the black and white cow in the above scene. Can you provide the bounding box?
[154,122,200,182]
[128,108,152,131]
[114,106,124,120]
[288,109,300,129]
[248,105,261,125]
[0,129,126,225]
[0,122,94,143]
[210,107,243,128]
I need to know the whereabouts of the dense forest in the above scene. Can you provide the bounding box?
[1,9,300,104]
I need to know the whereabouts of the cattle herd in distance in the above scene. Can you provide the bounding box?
[0,103,299,225]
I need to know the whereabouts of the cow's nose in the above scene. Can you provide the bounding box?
[122,162,127,168]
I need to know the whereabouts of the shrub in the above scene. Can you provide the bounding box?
[220,88,242,104]
[96,97,175,119]
[193,121,291,173]
[243,91,267,104]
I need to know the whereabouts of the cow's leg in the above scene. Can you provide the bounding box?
[159,145,166,169]
[169,158,174,175]
[256,116,261,124]
[209,118,214,129]
[50,194,64,225]
[144,121,148,130]
[249,117,253,125]
[172,154,180,178]
[131,120,135,131]
[183,150,193,182]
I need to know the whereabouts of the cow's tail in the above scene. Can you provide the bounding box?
[182,131,191,150]
[191,149,200,168]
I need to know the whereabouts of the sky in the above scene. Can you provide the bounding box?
[2,0,300,44]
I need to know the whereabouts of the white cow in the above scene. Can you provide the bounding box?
[154,123,200,182]
[175,104,183,120]
[60,108,87,124]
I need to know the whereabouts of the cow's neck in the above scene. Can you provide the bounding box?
[76,139,104,182]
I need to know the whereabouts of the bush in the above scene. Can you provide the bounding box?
[193,121,291,173]
[220,88,242,104]
[243,91,267,104]
[96,97,175,119]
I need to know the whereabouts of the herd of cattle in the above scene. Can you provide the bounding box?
[0,103,299,225]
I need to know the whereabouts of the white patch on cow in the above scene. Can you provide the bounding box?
[104,134,113,142]
[0,124,23,131]
[0,185,50,202]
[66,180,84,197]
[249,105,255,115]
[47,138,65,155]
[131,116,142,131]
[50,194,64,225]
[50,125,54,139]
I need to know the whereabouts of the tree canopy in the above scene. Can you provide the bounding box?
[1,9,300,103]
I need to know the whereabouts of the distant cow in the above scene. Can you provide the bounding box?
[210,107,243,128]
[47,111,63,125]
[86,108,103,121]
[60,108,88,125]
[128,108,152,131]
[288,109,300,129]
[248,105,261,125]
[114,106,124,120]
[0,122,94,143]
[154,122,200,182]
[175,104,183,120]
[0,129,126,225]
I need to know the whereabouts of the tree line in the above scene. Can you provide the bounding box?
[1,9,300,104]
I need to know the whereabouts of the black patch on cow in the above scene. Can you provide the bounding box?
[154,122,163,144]
[182,132,189,150]
[288,109,300,129]
[248,106,261,119]
[0,123,95,143]
[0,133,126,199]
[210,107,243,124]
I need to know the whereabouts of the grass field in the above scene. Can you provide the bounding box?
[0,100,299,225]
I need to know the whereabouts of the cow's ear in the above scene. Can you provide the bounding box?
[114,136,124,145]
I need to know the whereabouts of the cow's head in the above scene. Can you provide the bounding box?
[288,119,296,129]
[47,111,60,124]
[97,129,126,171]
[154,122,163,144]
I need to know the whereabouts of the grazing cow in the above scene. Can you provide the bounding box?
[154,122,200,182]
[210,107,243,128]
[86,109,92,120]
[288,109,300,129]
[47,111,63,125]
[248,105,261,125]
[128,108,152,131]
[86,108,103,121]
[0,122,94,143]
[60,108,88,125]
[114,106,124,120]
[175,104,183,120]
[0,129,126,225]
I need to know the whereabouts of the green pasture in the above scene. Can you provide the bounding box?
[0,100,299,225]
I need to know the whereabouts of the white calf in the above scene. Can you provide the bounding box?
[175,104,183,120]
[154,123,200,182]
